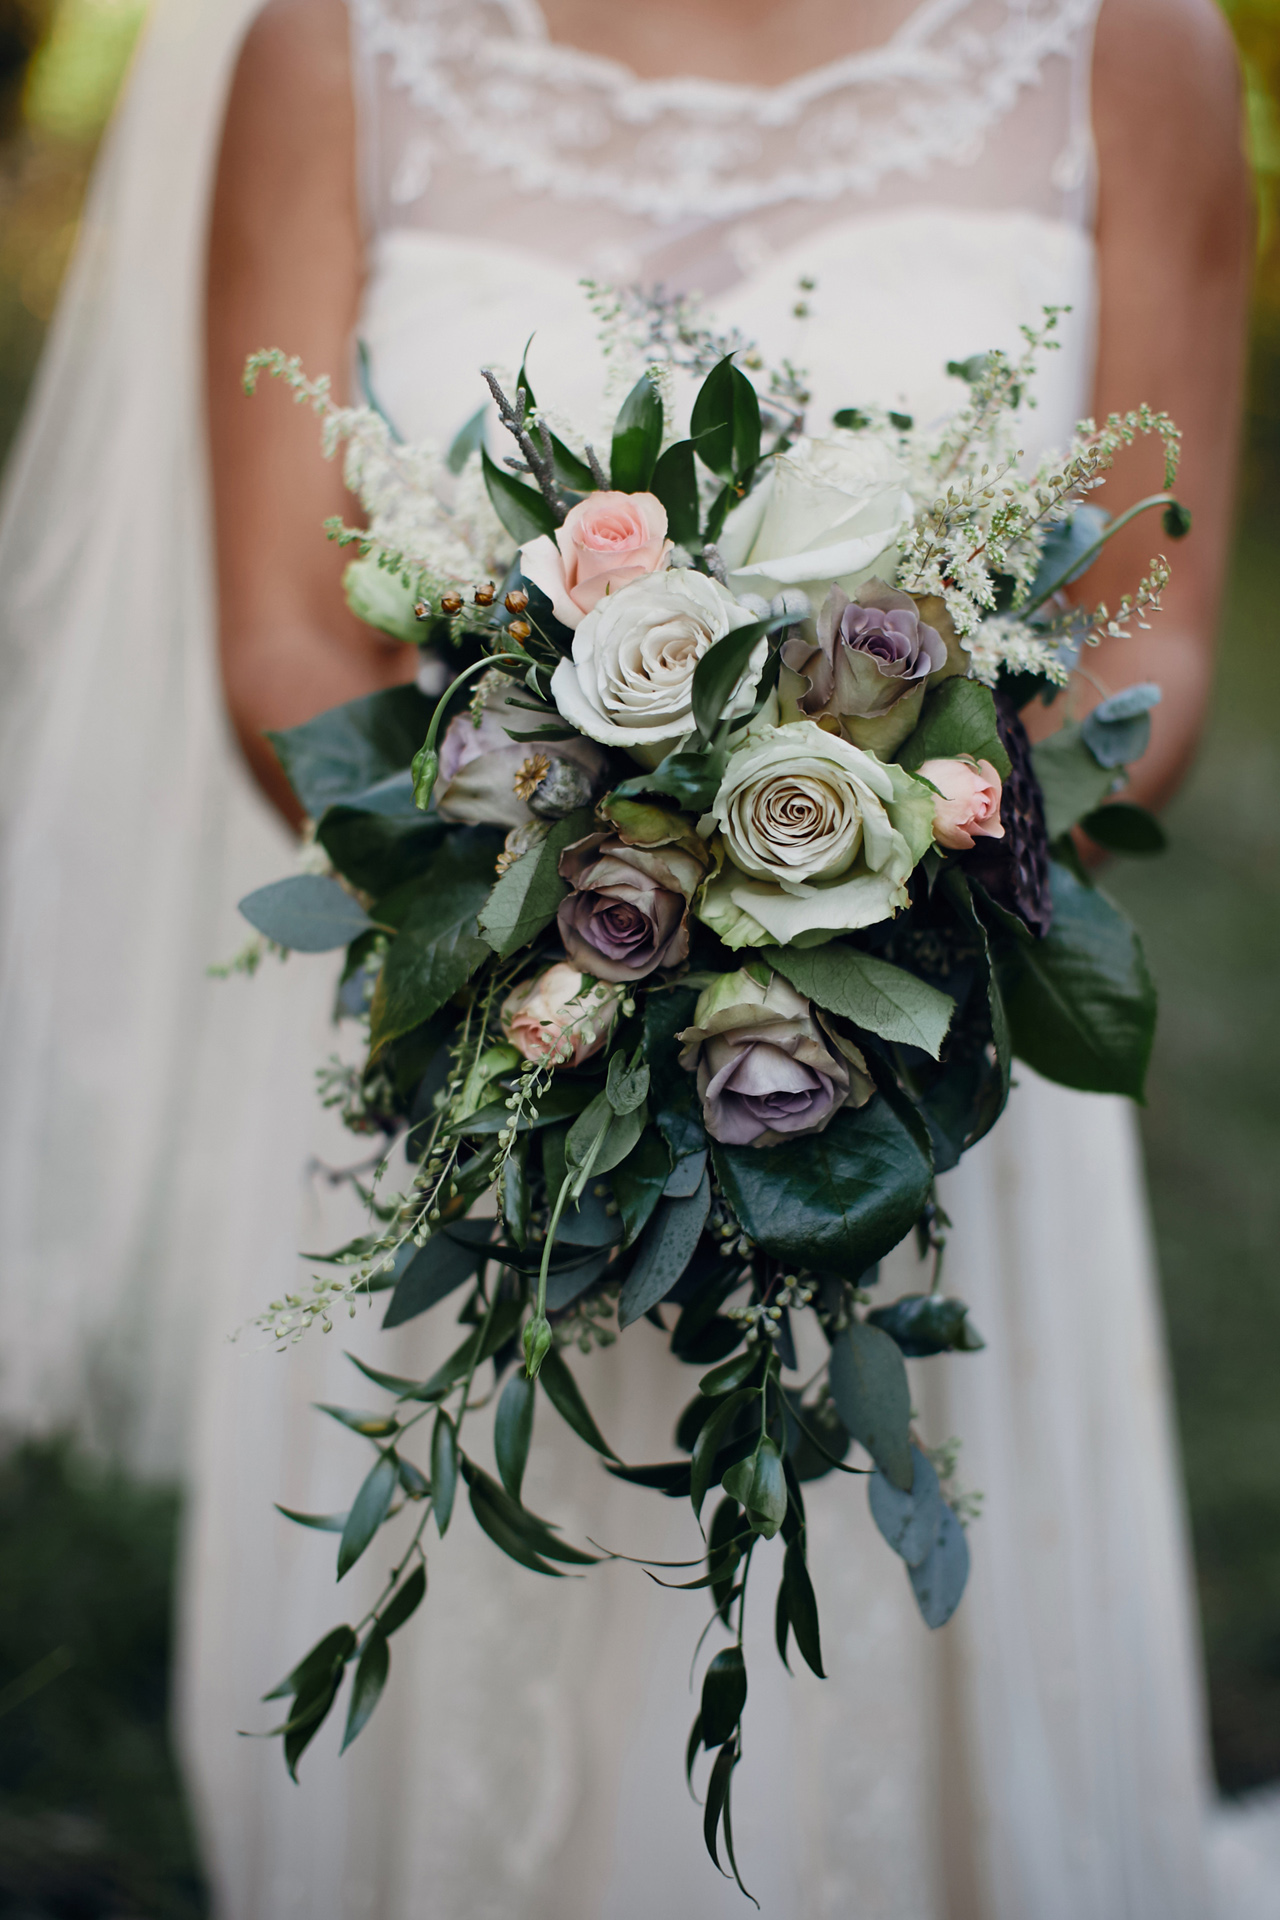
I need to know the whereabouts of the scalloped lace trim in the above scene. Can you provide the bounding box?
[353,0,1099,224]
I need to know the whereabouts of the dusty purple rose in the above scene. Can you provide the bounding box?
[556,833,705,983]
[781,577,947,754]
[677,970,872,1149]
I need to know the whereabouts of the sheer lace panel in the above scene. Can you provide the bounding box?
[350,0,1100,287]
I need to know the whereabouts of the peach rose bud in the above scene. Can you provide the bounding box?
[500,962,621,1069]
[519,492,671,629]
[917,756,1005,852]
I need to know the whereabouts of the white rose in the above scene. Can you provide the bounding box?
[550,568,765,765]
[697,721,936,948]
[718,433,914,606]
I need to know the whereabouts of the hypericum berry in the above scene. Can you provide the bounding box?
[439,591,463,615]
[473,582,496,607]
[507,618,532,641]
[504,588,530,614]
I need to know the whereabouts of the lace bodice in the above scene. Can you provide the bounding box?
[350,0,1100,289]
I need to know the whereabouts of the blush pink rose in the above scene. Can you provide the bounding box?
[500,963,621,1069]
[917,756,1006,852]
[520,492,671,629]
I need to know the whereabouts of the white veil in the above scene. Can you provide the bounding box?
[0,0,283,1474]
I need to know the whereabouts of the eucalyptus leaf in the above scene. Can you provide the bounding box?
[317,775,446,897]
[337,1451,400,1579]
[908,1501,970,1627]
[264,1624,356,1705]
[828,1320,912,1491]
[461,1458,598,1565]
[690,1389,753,1522]
[315,1405,400,1440]
[896,677,1011,781]
[766,943,954,1058]
[275,1506,349,1534]
[1079,801,1167,855]
[1081,682,1162,768]
[867,1293,985,1356]
[664,1150,708,1198]
[618,1166,711,1329]
[610,1127,671,1245]
[868,1446,944,1567]
[477,807,594,957]
[238,875,374,953]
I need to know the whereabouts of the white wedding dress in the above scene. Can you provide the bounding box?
[0,0,1270,1914]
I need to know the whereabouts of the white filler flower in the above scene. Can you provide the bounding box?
[550,568,764,763]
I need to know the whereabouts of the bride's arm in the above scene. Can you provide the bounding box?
[1024,0,1252,813]
[206,0,415,825]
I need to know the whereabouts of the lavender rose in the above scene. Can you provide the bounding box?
[556,833,705,983]
[781,578,948,755]
[677,970,872,1149]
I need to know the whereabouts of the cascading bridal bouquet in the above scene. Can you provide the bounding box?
[236,297,1185,1895]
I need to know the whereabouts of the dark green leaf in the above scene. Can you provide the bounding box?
[643,989,706,1163]
[782,1541,825,1677]
[548,432,597,492]
[711,1097,932,1279]
[369,833,501,1051]
[1031,724,1117,838]
[775,1578,791,1671]
[1079,801,1167,855]
[315,1404,400,1440]
[699,1350,757,1398]
[610,371,664,491]
[337,1451,399,1579]
[461,1458,599,1565]
[664,1150,708,1198]
[868,1446,944,1568]
[275,1505,349,1533]
[686,1713,704,1789]
[481,445,557,543]
[340,1629,389,1752]
[238,875,374,953]
[538,1346,619,1459]
[723,1437,787,1539]
[612,744,727,814]
[896,678,1012,781]
[502,1132,531,1248]
[691,357,761,480]
[447,404,487,473]
[477,807,594,957]
[431,1411,458,1535]
[382,1231,482,1329]
[700,1645,747,1748]
[996,862,1156,1099]
[618,1166,711,1329]
[268,685,434,818]
[651,439,700,546]
[828,1320,912,1491]
[709,1498,743,1625]
[284,1667,343,1781]
[317,776,447,897]
[397,1456,430,1498]
[690,1389,754,1521]
[494,1370,536,1501]
[457,1076,594,1136]
[766,942,954,1057]
[867,1292,984,1356]
[908,1502,970,1627]
[264,1624,356,1703]
[690,620,768,745]
[610,1127,671,1246]
[606,1048,650,1115]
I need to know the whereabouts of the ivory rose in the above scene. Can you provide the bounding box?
[520,492,671,629]
[698,721,935,947]
[550,567,764,762]
[717,434,914,606]
[677,970,873,1149]
[500,963,620,1068]
[917,756,1006,851]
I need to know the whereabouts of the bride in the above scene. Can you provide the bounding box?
[0,0,1257,1913]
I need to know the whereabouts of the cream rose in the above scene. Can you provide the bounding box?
[550,567,765,763]
[519,492,671,630]
[717,433,914,606]
[698,721,936,947]
[499,963,621,1069]
[917,756,1006,851]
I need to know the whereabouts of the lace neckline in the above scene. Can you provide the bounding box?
[485,0,977,112]
[354,0,1100,225]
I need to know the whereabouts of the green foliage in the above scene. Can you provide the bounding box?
[610,371,664,491]
[268,685,435,819]
[896,677,1012,781]
[691,356,761,481]
[767,941,955,1057]
[477,807,593,957]
[481,445,557,543]
[237,874,374,953]
[618,1166,711,1328]
[828,1320,913,1491]
[369,833,502,1052]
[650,439,700,545]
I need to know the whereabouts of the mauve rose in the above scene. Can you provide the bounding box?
[519,491,672,630]
[500,963,620,1068]
[782,578,948,755]
[678,971,872,1150]
[917,756,1006,851]
[556,833,705,983]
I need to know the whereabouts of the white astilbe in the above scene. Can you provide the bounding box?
[964,616,1073,690]
[243,350,514,585]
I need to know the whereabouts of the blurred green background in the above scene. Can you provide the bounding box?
[0,0,1277,1909]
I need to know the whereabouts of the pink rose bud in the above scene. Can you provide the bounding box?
[519,492,672,629]
[918,756,1006,852]
[500,963,621,1069]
